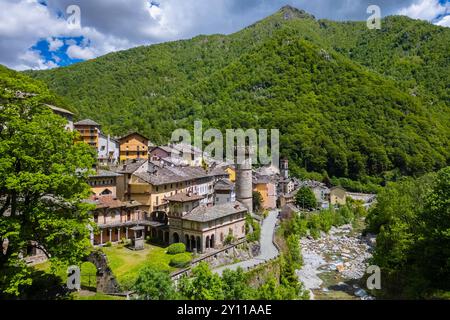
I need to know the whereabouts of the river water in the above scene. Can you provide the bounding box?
[296,220,376,300]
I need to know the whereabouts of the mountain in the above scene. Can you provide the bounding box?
[24,6,450,186]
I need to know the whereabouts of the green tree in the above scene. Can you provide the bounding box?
[0,73,96,297]
[257,277,283,300]
[178,262,224,300]
[417,167,450,293]
[295,187,317,210]
[252,191,263,213]
[222,267,254,300]
[134,266,176,300]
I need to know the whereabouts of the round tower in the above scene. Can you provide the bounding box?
[281,158,289,179]
[235,146,253,213]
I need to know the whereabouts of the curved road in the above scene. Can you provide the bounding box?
[213,210,279,276]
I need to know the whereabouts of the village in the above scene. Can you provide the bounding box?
[24,104,377,298]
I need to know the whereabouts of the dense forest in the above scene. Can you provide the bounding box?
[365,166,450,299]
[25,6,450,187]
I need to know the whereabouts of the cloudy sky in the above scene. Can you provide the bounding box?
[0,0,449,70]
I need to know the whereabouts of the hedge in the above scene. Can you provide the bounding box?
[169,253,192,268]
[167,242,186,255]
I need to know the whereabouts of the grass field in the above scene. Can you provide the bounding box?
[101,243,189,290]
[33,243,188,294]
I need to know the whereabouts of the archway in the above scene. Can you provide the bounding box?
[210,234,215,249]
[205,235,210,249]
[164,231,169,243]
[196,236,201,252]
[190,235,196,252]
[86,251,121,294]
[185,234,190,251]
[173,232,180,243]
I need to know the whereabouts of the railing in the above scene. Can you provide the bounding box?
[170,238,247,280]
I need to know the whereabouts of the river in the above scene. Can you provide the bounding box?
[296,219,376,300]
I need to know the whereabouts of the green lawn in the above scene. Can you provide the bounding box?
[71,291,126,300]
[101,243,189,290]
[34,261,98,290]
[33,243,186,294]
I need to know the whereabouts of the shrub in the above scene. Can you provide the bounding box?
[167,243,186,255]
[169,253,192,268]
[225,234,236,245]
[104,241,112,247]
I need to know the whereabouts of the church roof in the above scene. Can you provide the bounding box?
[183,201,247,222]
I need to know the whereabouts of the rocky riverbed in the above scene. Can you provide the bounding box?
[296,221,376,300]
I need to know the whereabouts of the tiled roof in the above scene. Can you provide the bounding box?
[87,196,141,209]
[112,159,147,174]
[164,193,204,202]
[74,119,101,126]
[134,161,212,186]
[117,131,149,142]
[214,179,234,191]
[183,201,247,222]
[90,170,122,178]
[46,104,74,115]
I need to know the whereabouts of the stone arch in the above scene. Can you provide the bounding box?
[164,231,169,243]
[210,234,215,249]
[100,188,112,195]
[196,236,201,252]
[173,232,180,243]
[185,234,190,250]
[190,235,196,252]
[86,250,121,294]
[205,235,210,249]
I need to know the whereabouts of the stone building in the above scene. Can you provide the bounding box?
[46,104,74,131]
[330,186,347,206]
[214,179,235,205]
[167,194,247,253]
[88,196,147,246]
[128,160,227,214]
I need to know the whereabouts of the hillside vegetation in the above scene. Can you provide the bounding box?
[24,6,450,184]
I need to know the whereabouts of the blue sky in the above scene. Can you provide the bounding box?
[0,0,448,70]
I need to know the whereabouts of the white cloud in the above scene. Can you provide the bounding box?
[67,44,95,60]
[436,14,450,26]
[14,49,58,71]
[398,0,447,21]
[47,37,64,51]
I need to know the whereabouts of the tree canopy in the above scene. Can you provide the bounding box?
[0,66,96,297]
[295,187,317,210]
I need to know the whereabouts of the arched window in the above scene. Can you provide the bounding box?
[100,189,112,195]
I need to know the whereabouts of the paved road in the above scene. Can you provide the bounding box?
[213,210,279,276]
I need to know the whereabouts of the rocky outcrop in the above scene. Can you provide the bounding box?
[86,250,121,294]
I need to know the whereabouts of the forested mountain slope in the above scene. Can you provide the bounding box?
[24,6,450,183]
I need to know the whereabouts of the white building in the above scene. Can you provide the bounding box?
[98,133,120,165]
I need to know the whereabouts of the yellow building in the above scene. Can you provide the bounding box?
[127,161,228,214]
[253,176,277,210]
[74,119,101,148]
[118,132,149,162]
[225,166,236,182]
[330,186,347,206]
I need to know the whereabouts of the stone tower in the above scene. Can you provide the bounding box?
[235,146,253,213]
[281,158,289,179]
